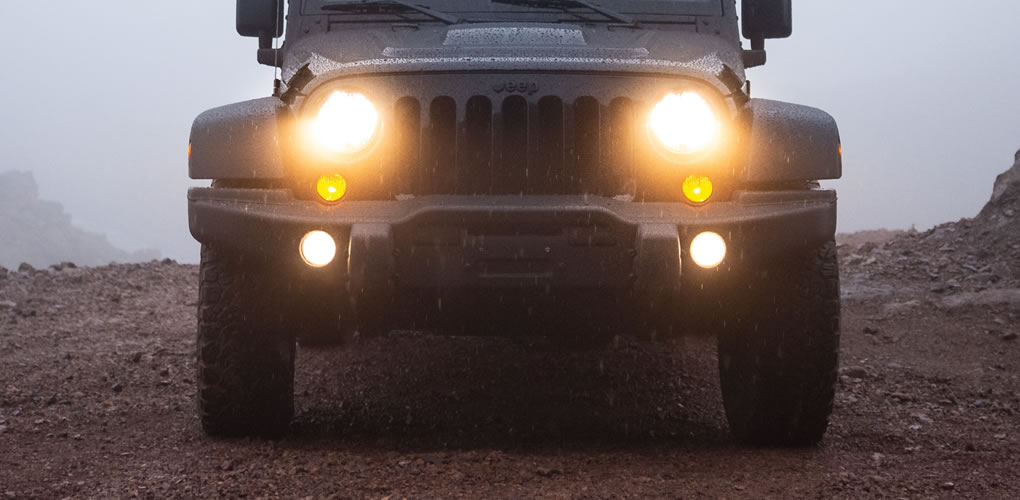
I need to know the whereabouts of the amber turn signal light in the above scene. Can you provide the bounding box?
[682,175,714,204]
[316,174,348,203]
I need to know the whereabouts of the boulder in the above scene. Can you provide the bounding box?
[979,149,1020,220]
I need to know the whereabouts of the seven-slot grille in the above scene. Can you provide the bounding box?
[383,95,645,197]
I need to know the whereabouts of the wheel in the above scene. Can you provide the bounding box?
[196,245,295,437]
[717,241,841,446]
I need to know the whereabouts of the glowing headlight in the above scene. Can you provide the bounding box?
[310,91,380,157]
[649,91,720,157]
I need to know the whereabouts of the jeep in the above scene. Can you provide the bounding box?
[189,0,842,445]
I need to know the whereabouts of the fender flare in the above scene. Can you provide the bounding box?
[741,99,842,183]
[188,98,289,180]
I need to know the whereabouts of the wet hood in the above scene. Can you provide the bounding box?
[280,24,746,94]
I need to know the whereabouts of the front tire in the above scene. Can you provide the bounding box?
[717,241,841,446]
[196,246,295,437]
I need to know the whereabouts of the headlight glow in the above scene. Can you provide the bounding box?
[311,91,380,157]
[690,232,727,269]
[649,91,720,157]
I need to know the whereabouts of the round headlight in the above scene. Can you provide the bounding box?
[310,90,381,158]
[649,91,720,157]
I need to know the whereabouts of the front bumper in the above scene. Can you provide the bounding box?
[189,188,836,297]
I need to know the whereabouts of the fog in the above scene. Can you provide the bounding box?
[1,1,1017,263]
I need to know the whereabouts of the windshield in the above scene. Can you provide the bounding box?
[303,0,724,18]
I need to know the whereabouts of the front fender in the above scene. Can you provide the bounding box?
[188,97,289,180]
[741,99,842,183]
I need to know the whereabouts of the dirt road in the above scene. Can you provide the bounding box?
[1,250,1017,499]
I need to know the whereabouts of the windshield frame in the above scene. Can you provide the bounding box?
[303,0,724,19]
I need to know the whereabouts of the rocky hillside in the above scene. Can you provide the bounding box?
[840,148,1020,302]
[0,171,158,269]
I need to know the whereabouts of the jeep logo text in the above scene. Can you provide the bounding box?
[492,81,540,95]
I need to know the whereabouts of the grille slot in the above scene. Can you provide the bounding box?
[498,96,529,194]
[392,95,636,197]
[461,96,493,194]
[535,96,565,194]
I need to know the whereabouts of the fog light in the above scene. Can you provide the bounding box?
[682,176,714,203]
[300,231,337,268]
[690,232,726,269]
[316,174,348,203]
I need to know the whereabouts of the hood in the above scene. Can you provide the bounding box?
[281,24,745,93]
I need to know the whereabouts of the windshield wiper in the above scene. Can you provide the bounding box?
[492,0,636,26]
[321,0,461,25]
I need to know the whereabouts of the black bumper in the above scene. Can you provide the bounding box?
[189,188,836,296]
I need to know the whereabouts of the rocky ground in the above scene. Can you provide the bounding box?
[1,155,1018,498]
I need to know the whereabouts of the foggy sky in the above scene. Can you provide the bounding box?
[1,1,1017,262]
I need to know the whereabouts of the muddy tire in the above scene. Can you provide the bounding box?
[718,241,840,446]
[196,246,295,438]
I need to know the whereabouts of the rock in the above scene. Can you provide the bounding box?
[0,300,16,310]
[536,466,562,478]
[111,383,123,393]
[17,263,34,273]
[987,151,1020,205]
[891,392,914,402]
[940,289,1020,310]
[1002,332,1019,341]
[882,300,921,316]
[910,412,934,425]
[964,272,999,284]
[941,482,955,491]
[991,261,1015,281]
[841,366,869,379]
[863,326,880,335]
[870,452,885,467]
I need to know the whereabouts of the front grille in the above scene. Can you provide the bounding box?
[385,95,641,197]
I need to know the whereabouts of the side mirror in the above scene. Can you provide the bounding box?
[237,0,285,45]
[741,0,792,45]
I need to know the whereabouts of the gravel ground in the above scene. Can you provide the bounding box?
[2,155,1019,499]
[1,250,1018,499]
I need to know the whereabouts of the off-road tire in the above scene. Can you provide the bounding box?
[718,241,840,446]
[196,246,295,437]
